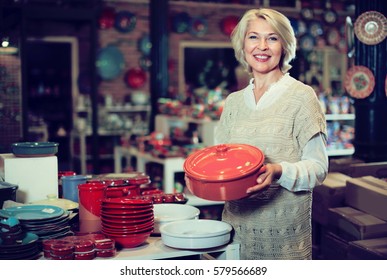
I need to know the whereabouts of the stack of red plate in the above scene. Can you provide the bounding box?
[100,197,154,248]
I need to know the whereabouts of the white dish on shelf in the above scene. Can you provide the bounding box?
[159,219,232,249]
[153,204,200,234]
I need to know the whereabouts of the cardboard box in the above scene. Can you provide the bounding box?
[329,157,364,174]
[348,237,387,260]
[0,153,58,203]
[345,176,387,221]
[347,161,387,178]
[312,172,352,225]
[320,230,349,260]
[327,207,387,241]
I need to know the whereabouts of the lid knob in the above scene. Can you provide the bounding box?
[216,144,229,155]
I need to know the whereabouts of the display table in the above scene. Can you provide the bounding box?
[114,146,185,193]
[111,236,240,260]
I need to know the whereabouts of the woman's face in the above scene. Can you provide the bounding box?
[243,17,283,75]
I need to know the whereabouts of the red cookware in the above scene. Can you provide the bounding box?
[184,143,265,201]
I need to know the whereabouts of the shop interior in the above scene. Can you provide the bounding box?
[0,0,386,261]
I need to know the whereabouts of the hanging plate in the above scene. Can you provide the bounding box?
[114,11,137,33]
[309,21,324,37]
[220,15,239,36]
[301,8,314,21]
[323,9,338,25]
[96,45,125,80]
[189,16,208,37]
[137,33,151,56]
[344,65,375,99]
[299,34,315,52]
[171,12,191,34]
[354,11,387,45]
[326,27,341,46]
[99,7,115,29]
[124,68,147,89]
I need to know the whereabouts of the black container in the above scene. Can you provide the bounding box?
[0,181,18,208]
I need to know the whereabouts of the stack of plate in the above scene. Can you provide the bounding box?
[0,232,41,260]
[0,205,73,241]
[100,198,154,248]
[160,219,232,250]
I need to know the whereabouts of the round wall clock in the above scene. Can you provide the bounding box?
[354,11,387,45]
[344,65,375,99]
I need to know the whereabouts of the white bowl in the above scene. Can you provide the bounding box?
[153,204,200,234]
[159,219,232,249]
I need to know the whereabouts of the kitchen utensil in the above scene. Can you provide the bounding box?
[153,203,200,234]
[62,175,88,203]
[184,143,265,201]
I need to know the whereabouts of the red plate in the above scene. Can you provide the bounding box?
[344,65,375,99]
[102,197,152,205]
[354,11,387,45]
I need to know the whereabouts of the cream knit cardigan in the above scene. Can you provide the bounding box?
[215,74,327,260]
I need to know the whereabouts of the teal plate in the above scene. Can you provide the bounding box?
[0,205,64,221]
[11,142,59,157]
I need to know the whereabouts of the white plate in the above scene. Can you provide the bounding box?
[153,204,200,222]
[160,219,232,249]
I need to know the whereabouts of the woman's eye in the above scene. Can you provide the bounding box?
[248,35,257,39]
[268,36,278,41]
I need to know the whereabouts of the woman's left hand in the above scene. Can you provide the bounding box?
[246,163,282,194]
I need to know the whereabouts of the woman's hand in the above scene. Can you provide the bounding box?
[246,163,282,194]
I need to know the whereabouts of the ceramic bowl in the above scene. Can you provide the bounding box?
[103,230,152,248]
[153,204,200,234]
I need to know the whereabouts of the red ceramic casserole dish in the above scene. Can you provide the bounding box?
[184,143,265,201]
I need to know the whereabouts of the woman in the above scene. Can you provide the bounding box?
[215,8,328,260]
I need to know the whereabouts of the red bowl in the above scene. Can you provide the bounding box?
[101,211,154,223]
[102,224,154,235]
[101,216,154,226]
[102,197,153,206]
[103,231,151,248]
[100,207,153,215]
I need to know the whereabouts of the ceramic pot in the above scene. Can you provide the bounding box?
[184,143,265,201]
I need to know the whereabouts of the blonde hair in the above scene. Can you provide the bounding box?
[231,8,296,73]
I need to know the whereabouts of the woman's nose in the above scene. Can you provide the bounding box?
[257,38,268,50]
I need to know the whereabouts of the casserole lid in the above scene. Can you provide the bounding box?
[184,143,264,182]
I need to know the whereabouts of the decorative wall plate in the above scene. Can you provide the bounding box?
[114,11,136,33]
[323,9,338,24]
[354,11,387,45]
[309,21,324,37]
[299,34,315,51]
[189,16,208,37]
[327,28,341,46]
[344,65,375,99]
